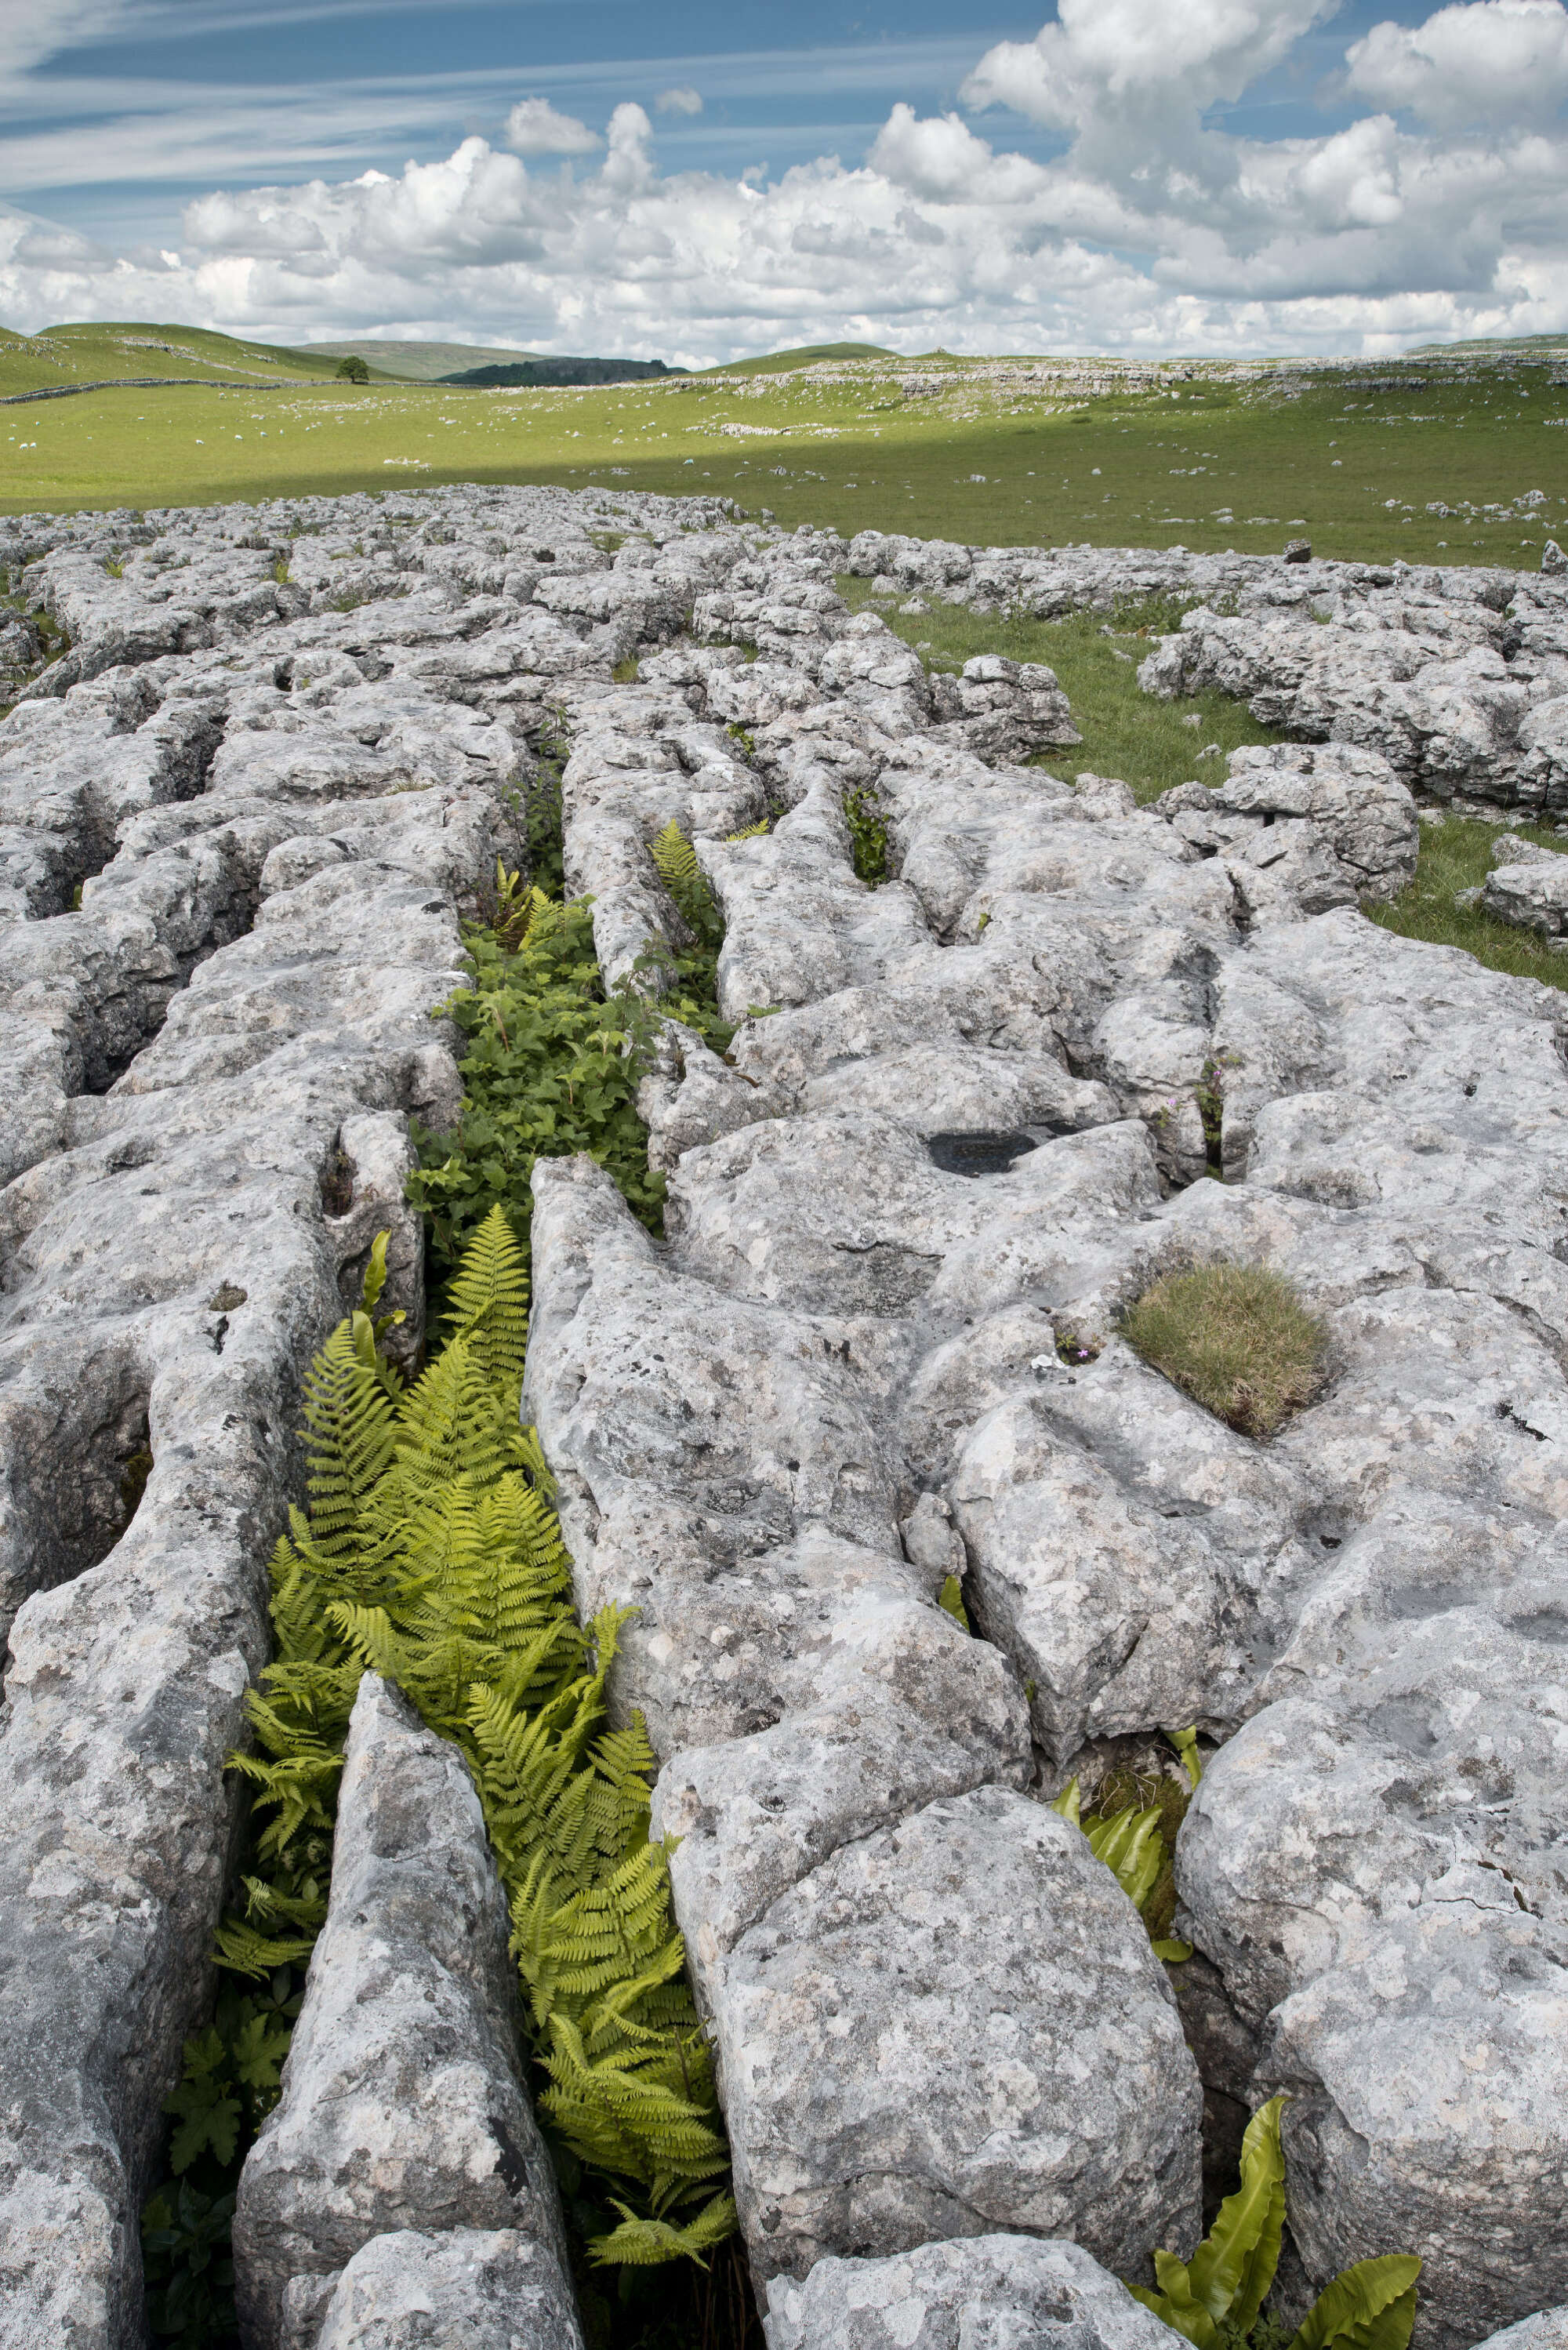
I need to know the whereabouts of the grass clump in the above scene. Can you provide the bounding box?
[1123,1263,1326,1440]
[1365,812,1568,993]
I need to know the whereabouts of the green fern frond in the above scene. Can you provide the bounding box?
[1085,1802,1165,1915]
[390,1338,516,1496]
[445,1203,529,1396]
[516,1422,557,1502]
[589,2192,739,2267]
[650,821,723,949]
[651,819,702,895]
[212,1917,319,1979]
[298,1326,399,1563]
[210,1209,733,2268]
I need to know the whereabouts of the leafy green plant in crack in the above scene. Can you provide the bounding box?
[844,783,890,884]
[408,881,730,1295]
[651,820,725,969]
[1053,1725,1203,1957]
[140,1971,300,2348]
[1129,2096,1420,2350]
[217,1209,735,2268]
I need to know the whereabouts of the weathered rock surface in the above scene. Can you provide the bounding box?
[1472,2315,1568,2350]
[529,530,1568,2345]
[6,487,1568,2350]
[763,2236,1179,2350]
[233,1675,572,2350]
[0,482,731,2348]
[1482,832,1568,937]
[311,2229,584,2350]
[710,1787,1196,2279]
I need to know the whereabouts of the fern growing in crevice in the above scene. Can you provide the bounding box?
[843,783,890,884]
[408,878,730,1291]
[1053,1725,1203,1960]
[209,1210,732,2270]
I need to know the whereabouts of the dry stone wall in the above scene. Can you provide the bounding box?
[1,489,1566,2350]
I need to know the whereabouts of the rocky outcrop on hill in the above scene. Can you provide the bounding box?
[1,485,1565,2350]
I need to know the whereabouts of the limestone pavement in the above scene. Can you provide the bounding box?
[0,488,1565,2348]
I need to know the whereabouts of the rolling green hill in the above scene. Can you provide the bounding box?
[0,321,380,398]
[703,342,898,376]
[1406,333,1568,361]
[299,339,546,383]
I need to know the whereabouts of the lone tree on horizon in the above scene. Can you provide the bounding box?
[336,354,369,383]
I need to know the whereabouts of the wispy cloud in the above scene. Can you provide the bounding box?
[0,35,989,195]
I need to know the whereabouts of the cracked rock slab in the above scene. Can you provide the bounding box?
[710,1787,1200,2283]
[311,2228,584,2350]
[233,1676,572,2350]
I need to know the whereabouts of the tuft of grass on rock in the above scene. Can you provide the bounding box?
[1123,1262,1327,1440]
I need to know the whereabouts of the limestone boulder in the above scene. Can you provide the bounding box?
[763,2236,1178,2350]
[687,1787,1200,2283]
[233,1676,571,2350]
[312,2229,583,2350]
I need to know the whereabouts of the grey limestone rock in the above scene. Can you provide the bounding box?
[528,536,1568,2345]
[1482,837,1568,937]
[13,483,1568,2349]
[1472,2317,1568,2350]
[764,2236,1178,2350]
[233,1675,572,2350]
[710,1787,1199,2281]
[312,2229,585,2350]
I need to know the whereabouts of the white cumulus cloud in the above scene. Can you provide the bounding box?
[503,96,601,157]
[3,1,1568,362]
[962,0,1341,140]
[655,87,703,117]
[1345,0,1568,126]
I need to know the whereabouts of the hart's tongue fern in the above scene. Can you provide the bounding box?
[214,1207,735,2268]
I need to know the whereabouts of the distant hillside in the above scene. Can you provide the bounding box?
[301,339,544,383]
[441,356,684,387]
[0,321,359,398]
[704,342,898,377]
[1406,332,1568,358]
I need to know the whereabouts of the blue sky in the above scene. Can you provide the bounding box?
[2,0,1566,360]
[8,0,1423,216]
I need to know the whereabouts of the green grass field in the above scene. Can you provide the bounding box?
[834,576,1568,996]
[3,340,1566,572]
[0,321,369,398]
